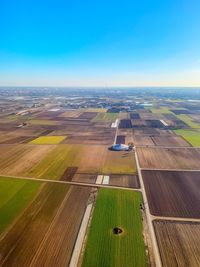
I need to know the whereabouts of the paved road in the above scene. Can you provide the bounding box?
[136,145,200,149]
[69,203,93,267]
[152,215,200,223]
[135,151,163,267]
[140,168,200,172]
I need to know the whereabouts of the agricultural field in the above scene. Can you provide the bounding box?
[81,189,148,267]
[0,144,136,180]
[92,112,118,122]
[0,182,92,267]
[142,170,200,217]
[174,129,200,146]
[109,174,140,188]
[0,144,55,177]
[176,114,200,129]
[102,149,136,174]
[30,135,66,144]
[154,220,200,267]
[0,177,42,233]
[151,135,190,146]
[29,119,62,126]
[150,107,173,114]
[137,147,200,169]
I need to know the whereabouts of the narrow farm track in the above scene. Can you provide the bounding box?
[152,216,200,223]
[0,174,141,192]
[135,143,200,267]
[141,168,200,172]
[135,150,163,267]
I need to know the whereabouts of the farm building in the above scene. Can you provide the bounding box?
[111,144,130,151]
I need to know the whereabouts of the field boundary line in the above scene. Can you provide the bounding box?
[69,203,93,267]
[152,216,200,223]
[0,174,141,191]
[140,168,200,172]
[135,150,163,267]
[135,145,200,149]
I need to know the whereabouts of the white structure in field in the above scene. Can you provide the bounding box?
[111,119,119,128]
[111,143,130,151]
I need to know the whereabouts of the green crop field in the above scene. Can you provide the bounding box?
[0,177,41,233]
[176,114,200,129]
[92,112,118,122]
[82,189,147,267]
[174,129,200,146]
[30,136,66,144]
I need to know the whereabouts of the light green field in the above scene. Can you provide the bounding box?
[82,189,147,267]
[174,129,200,146]
[30,136,66,144]
[176,114,200,129]
[0,177,41,233]
[150,107,173,114]
[92,112,118,122]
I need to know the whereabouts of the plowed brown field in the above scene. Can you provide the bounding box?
[0,183,91,267]
[154,220,200,267]
[142,170,200,217]
[137,147,200,169]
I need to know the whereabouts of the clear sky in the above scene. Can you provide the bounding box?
[0,0,200,86]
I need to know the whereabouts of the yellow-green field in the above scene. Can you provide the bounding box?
[29,119,61,125]
[174,129,200,146]
[30,136,66,144]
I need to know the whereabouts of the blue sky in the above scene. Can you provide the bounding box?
[0,0,200,86]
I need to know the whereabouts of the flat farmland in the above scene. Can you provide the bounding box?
[0,183,91,267]
[0,144,55,177]
[81,189,147,267]
[63,129,115,145]
[142,170,200,217]
[133,127,171,136]
[0,177,41,233]
[92,112,118,122]
[25,144,136,180]
[0,134,32,144]
[151,135,190,147]
[137,147,200,169]
[119,119,132,128]
[154,220,200,267]
[116,135,125,144]
[72,173,97,183]
[116,129,133,144]
[109,174,140,188]
[30,135,66,144]
[29,119,62,126]
[58,110,83,118]
[102,149,136,174]
[78,112,98,120]
[133,135,155,146]
[175,129,200,146]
